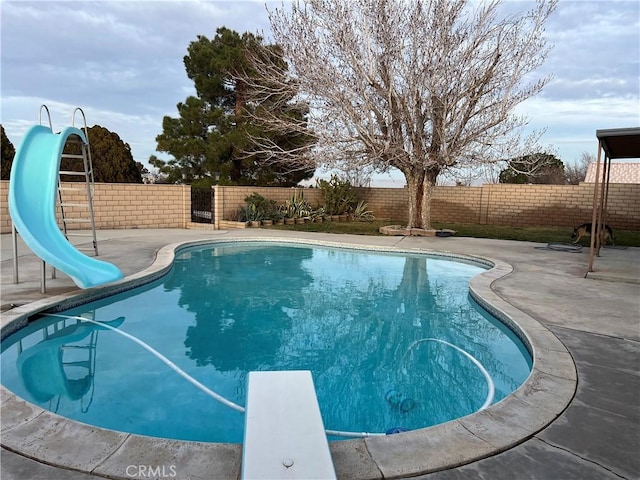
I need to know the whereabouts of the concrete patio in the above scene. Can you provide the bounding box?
[1,228,638,479]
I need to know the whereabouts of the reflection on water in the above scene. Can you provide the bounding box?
[0,243,531,443]
[9,314,123,413]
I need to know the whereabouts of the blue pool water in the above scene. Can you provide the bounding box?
[1,242,531,443]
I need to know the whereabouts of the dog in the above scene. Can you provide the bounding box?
[571,222,615,245]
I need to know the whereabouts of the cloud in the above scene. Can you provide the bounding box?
[540,0,639,101]
[1,0,274,163]
[502,1,640,161]
[2,95,166,164]
[1,0,638,177]
[1,1,271,112]
[517,96,639,161]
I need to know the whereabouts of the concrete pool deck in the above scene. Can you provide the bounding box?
[1,228,638,480]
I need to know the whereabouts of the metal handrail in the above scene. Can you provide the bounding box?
[70,107,98,254]
[12,106,101,292]
[38,104,53,129]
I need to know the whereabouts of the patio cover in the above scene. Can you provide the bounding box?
[588,127,640,272]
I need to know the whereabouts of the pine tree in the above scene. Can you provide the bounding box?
[63,125,143,183]
[1,125,16,180]
[153,27,314,187]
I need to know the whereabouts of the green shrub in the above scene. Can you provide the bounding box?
[279,191,313,218]
[244,193,278,221]
[317,174,357,215]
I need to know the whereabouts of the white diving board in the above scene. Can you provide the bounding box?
[242,370,337,480]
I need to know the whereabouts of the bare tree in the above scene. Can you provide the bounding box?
[334,163,374,187]
[438,163,501,186]
[565,151,594,185]
[245,0,557,228]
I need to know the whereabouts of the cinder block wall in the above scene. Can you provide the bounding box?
[213,186,322,228]
[0,181,9,233]
[213,183,640,229]
[213,186,410,224]
[1,181,189,233]
[431,186,484,224]
[365,183,639,229]
[356,187,409,221]
[88,183,190,229]
[2,180,639,233]
[478,183,640,229]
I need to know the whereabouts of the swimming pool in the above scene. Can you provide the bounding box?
[0,241,531,443]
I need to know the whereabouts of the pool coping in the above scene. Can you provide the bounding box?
[0,237,577,480]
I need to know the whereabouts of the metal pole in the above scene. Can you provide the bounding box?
[40,260,47,294]
[595,152,610,257]
[12,225,19,284]
[588,142,603,273]
[601,155,612,239]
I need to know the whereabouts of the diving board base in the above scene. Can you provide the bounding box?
[242,370,336,480]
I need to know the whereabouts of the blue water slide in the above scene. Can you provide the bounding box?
[8,125,124,289]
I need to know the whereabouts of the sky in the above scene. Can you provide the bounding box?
[1,0,639,187]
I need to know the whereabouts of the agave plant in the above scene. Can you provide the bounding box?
[351,200,375,221]
[310,206,328,222]
[282,191,313,218]
[240,203,262,222]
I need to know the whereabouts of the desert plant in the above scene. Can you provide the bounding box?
[281,190,313,218]
[245,192,278,221]
[233,205,249,222]
[246,203,263,222]
[351,201,375,221]
[235,203,262,222]
[310,206,328,222]
[317,174,357,215]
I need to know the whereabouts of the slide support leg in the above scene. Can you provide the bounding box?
[40,260,47,294]
[12,225,19,284]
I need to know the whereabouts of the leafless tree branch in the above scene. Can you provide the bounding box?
[243,0,557,227]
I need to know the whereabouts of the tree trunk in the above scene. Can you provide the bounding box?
[421,169,439,230]
[404,167,439,230]
[236,79,246,117]
[404,169,425,229]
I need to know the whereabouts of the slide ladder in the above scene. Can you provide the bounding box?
[56,107,99,255]
[9,105,123,290]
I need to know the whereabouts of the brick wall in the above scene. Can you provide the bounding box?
[356,187,409,221]
[2,180,638,234]
[431,186,484,224]
[213,186,322,228]
[1,180,189,233]
[365,183,639,230]
[0,181,9,233]
[477,183,640,229]
[213,183,639,230]
[91,183,189,229]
